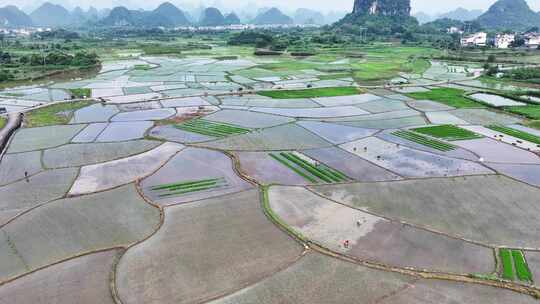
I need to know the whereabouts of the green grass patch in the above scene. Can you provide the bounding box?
[134,64,151,70]
[175,119,250,138]
[392,130,456,151]
[505,105,540,120]
[525,120,540,130]
[500,249,515,280]
[150,178,227,198]
[487,125,540,145]
[68,88,91,99]
[512,250,533,282]
[258,86,362,99]
[270,152,352,184]
[317,73,352,80]
[0,117,5,129]
[407,88,484,109]
[412,125,483,141]
[24,100,94,128]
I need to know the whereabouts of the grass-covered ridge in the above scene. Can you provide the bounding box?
[0,117,6,130]
[407,88,483,109]
[68,88,92,99]
[258,86,362,99]
[24,100,94,128]
[411,125,483,141]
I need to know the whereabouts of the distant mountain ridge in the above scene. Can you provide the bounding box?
[438,8,483,21]
[30,2,72,27]
[199,7,225,26]
[101,3,190,27]
[476,0,540,30]
[252,7,293,25]
[0,5,33,27]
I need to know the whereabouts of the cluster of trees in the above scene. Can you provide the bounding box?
[18,51,99,67]
[503,67,540,81]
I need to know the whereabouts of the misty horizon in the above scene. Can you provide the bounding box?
[1,0,539,16]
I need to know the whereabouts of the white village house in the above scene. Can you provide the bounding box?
[524,33,540,49]
[461,32,487,47]
[494,33,515,49]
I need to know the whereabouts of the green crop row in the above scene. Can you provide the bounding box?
[499,248,533,283]
[175,119,250,137]
[411,125,483,141]
[150,177,227,198]
[270,152,352,184]
[487,125,540,145]
[392,130,455,152]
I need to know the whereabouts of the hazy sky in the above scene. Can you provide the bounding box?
[2,0,540,15]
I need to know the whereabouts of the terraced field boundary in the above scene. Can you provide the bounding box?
[499,248,533,283]
[149,177,228,198]
[487,125,540,146]
[412,125,484,141]
[392,130,456,151]
[269,152,352,184]
[175,119,250,137]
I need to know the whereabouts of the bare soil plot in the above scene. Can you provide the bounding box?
[204,109,294,129]
[199,123,332,151]
[69,142,184,195]
[379,279,539,304]
[7,125,86,153]
[111,108,176,122]
[69,104,119,124]
[42,140,161,168]
[0,168,78,226]
[115,189,302,304]
[340,137,492,178]
[310,175,540,247]
[0,151,42,185]
[117,101,162,112]
[96,121,153,142]
[297,121,377,144]
[525,251,540,285]
[210,252,416,304]
[0,184,159,281]
[269,186,493,274]
[302,147,401,182]
[0,249,121,304]
[141,148,252,205]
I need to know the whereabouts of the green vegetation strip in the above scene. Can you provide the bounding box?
[150,178,227,198]
[392,130,455,152]
[261,186,307,242]
[504,105,540,120]
[0,117,5,130]
[500,249,515,280]
[270,152,351,184]
[269,153,318,183]
[487,125,540,145]
[68,88,91,99]
[512,250,533,282]
[411,125,483,141]
[258,86,362,99]
[24,100,94,128]
[407,88,483,109]
[175,119,250,137]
